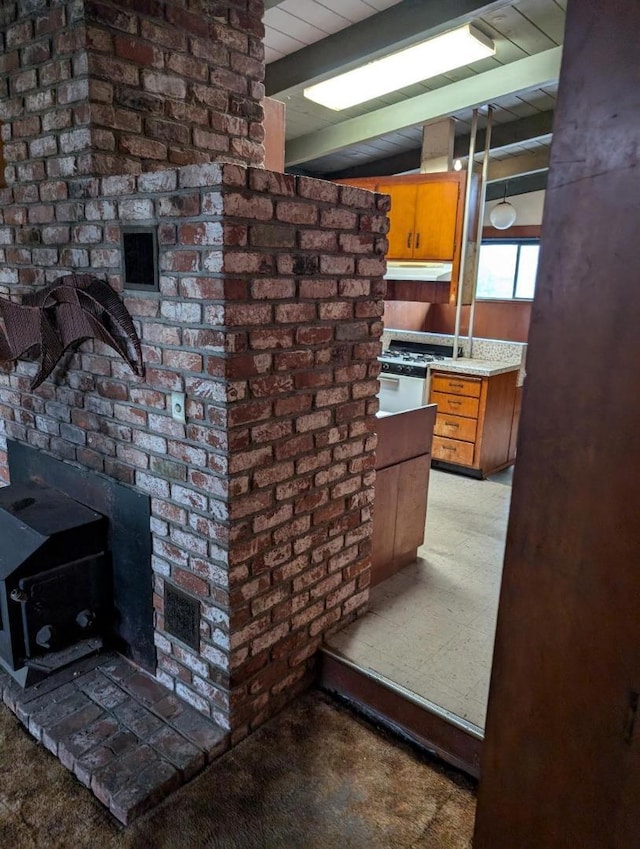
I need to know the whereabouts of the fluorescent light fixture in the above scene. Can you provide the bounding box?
[304,24,495,111]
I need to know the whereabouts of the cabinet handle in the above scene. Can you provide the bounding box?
[441,445,456,452]
[444,421,459,428]
[406,232,413,249]
[415,232,420,248]
[448,400,461,406]
[448,382,464,388]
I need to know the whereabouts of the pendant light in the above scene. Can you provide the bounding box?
[489,182,517,230]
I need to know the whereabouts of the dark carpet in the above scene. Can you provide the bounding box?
[0,690,476,848]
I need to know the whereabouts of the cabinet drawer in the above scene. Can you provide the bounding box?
[432,436,475,466]
[434,413,477,443]
[431,391,480,419]
[431,373,482,397]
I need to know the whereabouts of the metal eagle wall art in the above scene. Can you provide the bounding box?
[0,274,144,390]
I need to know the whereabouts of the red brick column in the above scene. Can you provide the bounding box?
[215,167,387,736]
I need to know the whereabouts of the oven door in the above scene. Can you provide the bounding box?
[378,372,427,413]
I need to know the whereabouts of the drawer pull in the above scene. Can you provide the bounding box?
[441,445,456,452]
[379,376,400,385]
[448,382,464,388]
[444,421,459,428]
[448,400,461,406]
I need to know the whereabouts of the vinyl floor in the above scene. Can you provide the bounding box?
[327,469,512,729]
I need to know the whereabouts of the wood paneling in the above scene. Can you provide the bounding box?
[425,300,532,342]
[262,96,286,172]
[385,280,452,305]
[482,224,542,240]
[474,0,640,845]
[382,300,431,331]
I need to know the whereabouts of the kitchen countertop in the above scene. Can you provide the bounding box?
[381,329,527,385]
[429,358,521,379]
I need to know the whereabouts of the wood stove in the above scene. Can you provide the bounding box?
[0,482,112,686]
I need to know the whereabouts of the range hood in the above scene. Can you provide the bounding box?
[384,261,452,282]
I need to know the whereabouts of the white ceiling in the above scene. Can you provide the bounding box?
[264,0,405,64]
[263,0,566,181]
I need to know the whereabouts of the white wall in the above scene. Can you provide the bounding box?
[483,189,545,227]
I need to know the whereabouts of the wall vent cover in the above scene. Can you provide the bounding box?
[164,583,200,651]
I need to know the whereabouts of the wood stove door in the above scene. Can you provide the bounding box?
[18,552,110,658]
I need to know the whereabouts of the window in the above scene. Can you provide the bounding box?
[476,239,540,300]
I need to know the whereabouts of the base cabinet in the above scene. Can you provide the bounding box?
[430,370,518,477]
[371,455,431,586]
[371,405,436,586]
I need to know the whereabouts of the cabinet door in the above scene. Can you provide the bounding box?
[413,180,460,261]
[394,455,430,559]
[370,464,399,586]
[377,182,417,260]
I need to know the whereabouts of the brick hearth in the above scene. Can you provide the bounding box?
[1,652,227,823]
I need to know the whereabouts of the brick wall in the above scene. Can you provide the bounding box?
[0,162,388,735]
[0,0,265,195]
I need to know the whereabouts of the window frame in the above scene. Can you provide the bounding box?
[476,236,541,302]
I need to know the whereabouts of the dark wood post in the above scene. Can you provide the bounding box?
[474,0,640,845]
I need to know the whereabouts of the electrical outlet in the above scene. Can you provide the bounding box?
[170,391,186,423]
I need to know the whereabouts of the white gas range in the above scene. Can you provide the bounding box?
[377,341,460,414]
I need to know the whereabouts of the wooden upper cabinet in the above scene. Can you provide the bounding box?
[377,182,418,259]
[378,176,462,262]
[339,173,465,263]
[413,180,460,261]
[335,172,471,303]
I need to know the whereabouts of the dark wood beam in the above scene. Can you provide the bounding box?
[265,0,511,97]
[323,111,555,180]
[485,171,548,200]
[455,110,555,158]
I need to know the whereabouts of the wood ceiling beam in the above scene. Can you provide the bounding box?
[486,148,551,181]
[324,110,556,179]
[285,48,562,167]
[485,171,548,201]
[265,0,511,97]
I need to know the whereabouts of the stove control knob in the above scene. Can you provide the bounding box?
[381,362,389,372]
[36,625,55,650]
[76,609,95,630]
